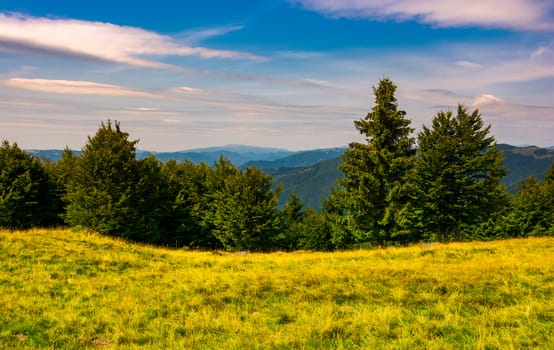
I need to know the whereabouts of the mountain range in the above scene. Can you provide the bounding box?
[29,144,554,209]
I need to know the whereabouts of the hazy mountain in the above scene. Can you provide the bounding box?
[268,157,343,208]
[28,144,553,209]
[269,144,554,208]
[30,145,293,166]
[28,149,82,161]
[242,147,346,169]
[185,144,292,156]
[498,144,554,192]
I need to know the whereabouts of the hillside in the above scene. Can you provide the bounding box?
[268,157,343,208]
[498,144,554,192]
[242,147,345,169]
[1,229,553,349]
[270,144,554,208]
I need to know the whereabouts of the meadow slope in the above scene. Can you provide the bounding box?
[1,229,553,349]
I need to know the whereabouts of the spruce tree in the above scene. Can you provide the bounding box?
[331,78,415,245]
[406,105,507,241]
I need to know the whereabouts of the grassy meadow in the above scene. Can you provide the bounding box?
[1,229,553,349]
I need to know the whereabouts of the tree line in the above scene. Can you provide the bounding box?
[1,78,552,250]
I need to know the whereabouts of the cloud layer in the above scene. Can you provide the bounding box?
[295,0,554,30]
[0,13,262,69]
[2,78,159,98]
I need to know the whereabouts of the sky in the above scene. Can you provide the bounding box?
[0,0,553,151]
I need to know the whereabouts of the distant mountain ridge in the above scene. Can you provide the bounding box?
[28,143,553,209]
[266,144,554,208]
[241,147,346,169]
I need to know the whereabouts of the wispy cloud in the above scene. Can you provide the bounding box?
[0,13,263,69]
[2,78,160,98]
[178,25,245,45]
[294,0,554,30]
[456,60,483,69]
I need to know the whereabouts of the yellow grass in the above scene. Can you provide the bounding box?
[1,228,553,349]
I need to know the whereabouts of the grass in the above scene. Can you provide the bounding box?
[1,229,553,349]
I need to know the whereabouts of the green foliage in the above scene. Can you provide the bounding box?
[0,140,56,228]
[298,207,335,250]
[64,121,164,243]
[277,192,305,250]
[405,105,507,241]
[42,148,77,225]
[211,165,282,251]
[331,78,415,245]
[162,159,221,248]
[502,163,554,236]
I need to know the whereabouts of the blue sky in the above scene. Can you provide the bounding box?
[0,0,553,151]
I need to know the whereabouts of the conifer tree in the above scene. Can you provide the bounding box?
[406,105,507,241]
[65,120,164,242]
[330,78,415,245]
[0,140,56,228]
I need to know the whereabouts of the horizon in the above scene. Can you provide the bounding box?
[25,142,554,154]
[1,1,553,151]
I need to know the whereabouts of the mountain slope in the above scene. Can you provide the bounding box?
[271,144,554,209]
[498,144,554,192]
[268,157,343,208]
[242,148,345,169]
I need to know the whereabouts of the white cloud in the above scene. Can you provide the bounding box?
[456,60,483,69]
[2,78,159,98]
[178,25,245,45]
[0,13,263,69]
[474,94,502,106]
[171,86,206,95]
[294,0,554,30]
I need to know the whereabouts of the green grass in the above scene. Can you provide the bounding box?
[1,229,553,349]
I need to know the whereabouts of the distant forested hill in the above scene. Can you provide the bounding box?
[28,144,553,209]
[497,144,554,192]
[267,144,554,209]
[242,148,345,169]
[267,157,343,208]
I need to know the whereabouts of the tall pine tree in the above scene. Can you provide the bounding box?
[328,78,414,245]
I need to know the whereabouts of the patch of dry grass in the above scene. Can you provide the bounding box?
[1,229,553,348]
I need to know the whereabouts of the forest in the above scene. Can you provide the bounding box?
[1,79,552,251]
